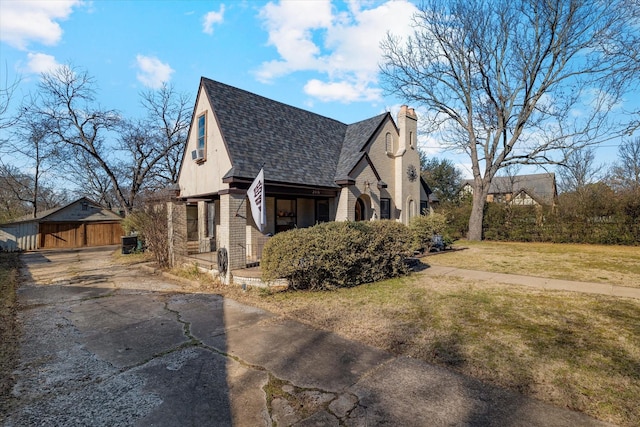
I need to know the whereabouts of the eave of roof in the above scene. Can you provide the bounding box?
[0,197,117,226]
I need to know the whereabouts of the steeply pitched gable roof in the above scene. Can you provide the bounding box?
[463,173,557,205]
[203,79,347,188]
[335,113,389,181]
[200,78,391,188]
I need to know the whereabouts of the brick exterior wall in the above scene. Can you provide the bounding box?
[219,192,247,270]
[167,201,187,268]
[335,187,355,221]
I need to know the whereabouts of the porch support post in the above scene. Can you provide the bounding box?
[335,187,356,221]
[197,201,208,253]
[167,200,187,268]
[219,190,247,273]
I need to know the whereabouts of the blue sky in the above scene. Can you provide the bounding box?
[0,0,635,179]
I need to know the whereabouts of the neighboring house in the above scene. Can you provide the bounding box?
[175,78,431,270]
[0,197,124,251]
[461,173,557,206]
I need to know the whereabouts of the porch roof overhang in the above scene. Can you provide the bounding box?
[179,181,339,201]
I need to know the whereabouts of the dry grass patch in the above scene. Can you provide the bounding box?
[427,241,640,287]
[169,264,222,291]
[0,252,21,411]
[224,274,640,427]
[112,250,155,265]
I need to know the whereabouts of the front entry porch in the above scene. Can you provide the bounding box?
[176,183,338,272]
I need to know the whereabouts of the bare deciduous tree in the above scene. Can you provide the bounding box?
[139,84,191,186]
[58,149,120,209]
[27,65,190,214]
[27,65,128,208]
[9,116,62,218]
[557,147,605,194]
[380,0,640,240]
[0,164,66,223]
[610,137,640,191]
[0,68,21,135]
[114,83,191,207]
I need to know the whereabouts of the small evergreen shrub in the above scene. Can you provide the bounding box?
[261,220,413,290]
[409,213,447,251]
[364,220,415,281]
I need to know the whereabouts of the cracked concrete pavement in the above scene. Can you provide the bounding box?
[2,246,614,426]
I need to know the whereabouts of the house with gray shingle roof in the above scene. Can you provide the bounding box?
[461,173,557,206]
[0,197,123,251]
[176,78,430,270]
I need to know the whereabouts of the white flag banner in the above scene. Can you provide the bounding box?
[247,168,266,232]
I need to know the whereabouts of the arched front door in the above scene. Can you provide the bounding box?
[355,198,366,221]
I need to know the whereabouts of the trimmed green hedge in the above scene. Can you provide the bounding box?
[261,220,413,290]
[409,212,447,251]
[439,201,639,245]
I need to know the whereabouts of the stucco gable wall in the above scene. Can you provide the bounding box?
[178,85,232,198]
[363,119,397,198]
[336,158,384,220]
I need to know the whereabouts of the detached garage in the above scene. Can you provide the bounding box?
[0,197,124,251]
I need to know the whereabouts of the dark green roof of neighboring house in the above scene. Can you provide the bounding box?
[201,78,390,188]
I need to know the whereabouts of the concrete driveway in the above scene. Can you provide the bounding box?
[3,246,614,426]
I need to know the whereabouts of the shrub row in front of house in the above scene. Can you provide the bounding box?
[261,220,415,290]
[441,201,640,245]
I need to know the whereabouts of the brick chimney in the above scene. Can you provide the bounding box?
[397,105,417,152]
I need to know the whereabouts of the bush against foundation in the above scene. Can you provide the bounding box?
[261,220,413,290]
[122,204,169,268]
[409,213,447,251]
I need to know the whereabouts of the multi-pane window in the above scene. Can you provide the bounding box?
[420,201,428,215]
[380,198,391,219]
[197,114,206,150]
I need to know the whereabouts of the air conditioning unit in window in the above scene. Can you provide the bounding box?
[191,149,205,161]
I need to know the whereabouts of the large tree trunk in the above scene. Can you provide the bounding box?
[467,191,485,241]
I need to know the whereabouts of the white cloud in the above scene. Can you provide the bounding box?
[26,52,62,74]
[304,79,381,103]
[203,4,225,35]
[135,55,174,89]
[256,0,417,104]
[0,0,81,50]
[256,0,332,80]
